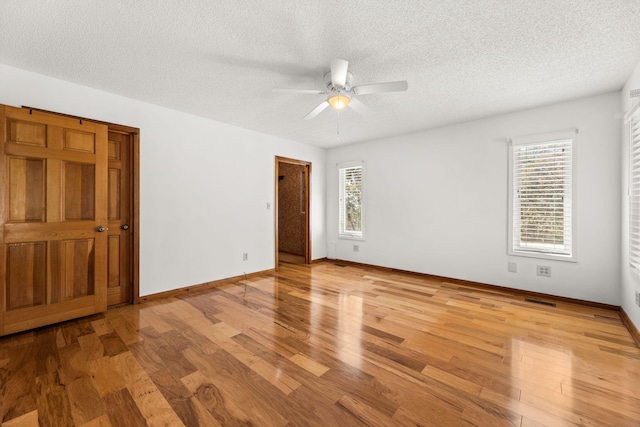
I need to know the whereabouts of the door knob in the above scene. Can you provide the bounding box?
[96,226,108,232]
[121,224,129,230]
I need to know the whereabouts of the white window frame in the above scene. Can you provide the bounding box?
[508,130,577,262]
[628,107,640,279]
[338,161,364,240]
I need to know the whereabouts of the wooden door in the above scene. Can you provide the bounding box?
[0,105,108,336]
[107,130,132,306]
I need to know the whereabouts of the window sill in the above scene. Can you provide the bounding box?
[338,235,364,241]
[508,250,576,263]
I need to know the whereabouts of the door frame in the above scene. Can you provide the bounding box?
[275,156,311,267]
[23,106,140,304]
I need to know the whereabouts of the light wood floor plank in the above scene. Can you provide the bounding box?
[1,261,639,426]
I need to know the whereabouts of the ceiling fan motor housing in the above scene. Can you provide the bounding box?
[324,71,354,92]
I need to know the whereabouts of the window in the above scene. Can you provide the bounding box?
[629,111,640,278]
[508,130,576,261]
[338,161,364,239]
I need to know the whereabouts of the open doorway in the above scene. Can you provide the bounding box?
[275,156,311,266]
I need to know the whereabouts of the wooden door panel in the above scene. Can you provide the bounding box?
[0,105,108,336]
[3,296,99,335]
[4,143,96,163]
[8,157,45,222]
[7,119,47,146]
[108,136,121,160]
[108,168,121,220]
[50,239,96,302]
[64,162,95,220]
[64,129,95,153]
[108,235,120,288]
[3,223,97,244]
[107,130,131,306]
[5,241,46,310]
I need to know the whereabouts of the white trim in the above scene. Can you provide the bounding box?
[628,112,640,279]
[509,129,578,146]
[625,99,640,123]
[508,131,577,262]
[338,160,365,240]
[337,160,365,168]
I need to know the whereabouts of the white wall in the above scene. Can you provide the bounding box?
[0,64,326,297]
[621,60,640,330]
[327,92,621,305]
[1,62,626,309]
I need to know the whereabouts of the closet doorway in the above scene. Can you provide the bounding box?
[275,157,311,266]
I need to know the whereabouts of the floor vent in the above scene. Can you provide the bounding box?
[525,298,556,307]
[334,263,346,267]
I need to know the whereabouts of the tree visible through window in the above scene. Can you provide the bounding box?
[509,131,575,260]
[339,162,363,239]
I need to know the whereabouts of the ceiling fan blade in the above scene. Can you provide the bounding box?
[348,97,374,118]
[272,88,324,94]
[304,101,329,120]
[353,80,408,95]
[331,59,349,88]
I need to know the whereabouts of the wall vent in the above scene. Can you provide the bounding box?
[525,298,556,307]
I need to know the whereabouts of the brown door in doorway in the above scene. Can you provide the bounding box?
[275,157,311,266]
[0,105,109,336]
[106,130,132,305]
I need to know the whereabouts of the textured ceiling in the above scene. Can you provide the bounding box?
[2,1,640,148]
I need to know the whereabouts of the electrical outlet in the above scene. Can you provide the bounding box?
[536,265,551,277]
[636,291,640,307]
[243,253,248,261]
[266,202,271,210]
[508,262,517,273]
[353,244,359,252]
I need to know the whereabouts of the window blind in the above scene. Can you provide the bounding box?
[338,162,363,239]
[509,132,575,260]
[630,116,640,277]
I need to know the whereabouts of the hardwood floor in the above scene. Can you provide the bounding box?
[278,251,306,265]
[1,261,639,426]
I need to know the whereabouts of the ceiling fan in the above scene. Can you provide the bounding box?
[272,59,408,120]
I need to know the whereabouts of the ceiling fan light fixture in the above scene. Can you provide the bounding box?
[273,59,408,120]
[327,94,350,110]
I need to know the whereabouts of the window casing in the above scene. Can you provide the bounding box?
[508,130,576,261]
[338,161,364,239]
[629,113,640,278]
